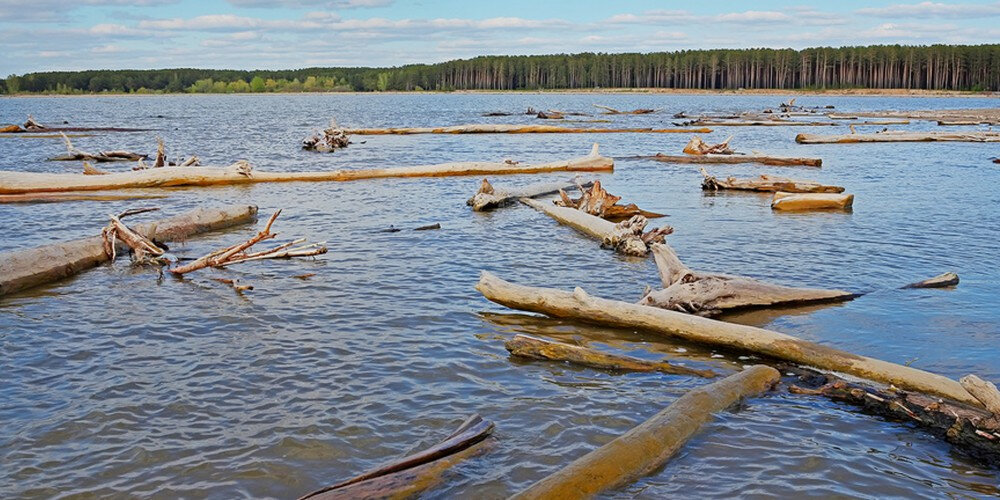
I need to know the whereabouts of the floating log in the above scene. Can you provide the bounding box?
[298,414,494,500]
[701,169,843,193]
[536,110,564,120]
[0,124,22,133]
[554,180,665,222]
[592,104,656,115]
[0,205,258,297]
[902,272,959,289]
[303,120,350,152]
[688,120,836,127]
[512,365,779,500]
[0,133,95,139]
[641,153,822,167]
[467,178,593,211]
[683,135,733,155]
[344,124,710,135]
[638,242,856,316]
[48,133,147,162]
[771,192,854,211]
[0,145,613,194]
[0,192,167,204]
[504,334,716,377]
[796,131,1000,144]
[474,271,981,406]
[960,375,1000,416]
[519,198,672,257]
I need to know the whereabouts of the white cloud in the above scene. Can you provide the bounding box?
[715,11,792,23]
[226,0,392,8]
[858,1,1000,18]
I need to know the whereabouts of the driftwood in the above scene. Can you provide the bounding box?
[24,115,46,130]
[683,135,733,155]
[0,145,613,194]
[638,242,856,316]
[992,157,1000,164]
[473,271,981,406]
[467,178,593,211]
[0,192,167,204]
[701,169,843,193]
[298,414,494,500]
[344,124,710,134]
[48,133,147,162]
[101,211,168,264]
[303,121,350,152]
[960,375,1000,416]
[520,198,672,257]
[513,366,779,500]
[554,180,665,221]
[2,115,153,133]
[642,153,822,167]
[771,192,854,211]
[592,104,656,115]
[902,272,959,289]
[504,334,717,377]
[536,110,564,120]
[0,205,258,297]
[687,120,836,127]
[827,109,1000,125]
[796,131,1000,144]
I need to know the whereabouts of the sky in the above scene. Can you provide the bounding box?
[2,0,999,75]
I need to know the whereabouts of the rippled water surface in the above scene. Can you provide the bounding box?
[1,93,999,498]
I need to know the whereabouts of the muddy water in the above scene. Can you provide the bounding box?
[1,93,998,498]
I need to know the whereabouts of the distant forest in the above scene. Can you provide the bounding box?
[4,44,1000,94]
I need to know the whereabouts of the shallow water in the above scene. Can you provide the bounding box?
[1,93,999,498]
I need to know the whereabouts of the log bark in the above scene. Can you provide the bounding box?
[519,198,672,256]
[0,145,613,194]
[0,205,258,297]
[641,153,822,167]
[467,178,593,211]
[960,375,1000,416]
[298,414,494,500]
[474,271,981,406]
[512,365,779,500]
[902,272,959,289]
[344,124,710,134]
[771,192,854,211]
[796,131,1000,144]
[701,169,843,193]
[504,334,717,377]
[0,192,167,204]
[638,242,856,316]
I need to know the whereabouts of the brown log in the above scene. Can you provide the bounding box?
[771,192,854,211]
[520,198,672,256]
[467,178,593,211]
[504,334,717,377]
[701,168,843,193]
[592,104,657,114]
[344,124,710,134]
[960,375,1000,416]
[902,272,959,289]
[0,205,258,297]
[0,192,167,204]
[512,366,779,500]
[554,180,665,221]
[796,131,1000,144]
[689,120,837,126]
[474,271,981,406]
[682,135,733,155]
[0,124,23,133]
[536,110,564,119]
[641,153,822,167]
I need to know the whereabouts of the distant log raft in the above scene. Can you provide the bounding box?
[642,153,822,167]
[474,271,981,406]
[344,124,710,134]
[0,205,258,297]
[796,131,1000,144]
[467,178,593,211]
[49,133,147,162]
[302,121,350,152]
[902,272,960,289]
[592,104,657,114]
[771,192,854,211]
[0,145,613,194]
[638,242,856,316]
[0,115,153,134]
[554,180,665,221]
[0,192,167,204]
[512,366,779,500]
[504,334,716,377]
[701,169,843,193]
[299,414,494,500]
[520,198,672,257]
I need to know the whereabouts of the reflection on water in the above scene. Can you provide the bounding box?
[1,93,998,498]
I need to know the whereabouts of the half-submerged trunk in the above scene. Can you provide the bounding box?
[504,334,717,377]
[796,131,1000,144]
[467,178,593,211]
[643,153,822,167]
[771,192,854,211]
[902,272,959,289]
[0,192,167,204]
[701,169,844,193]
[519,197,672,257]
[344,124,710,134]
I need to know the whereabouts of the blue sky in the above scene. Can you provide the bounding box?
[2,0,999,75]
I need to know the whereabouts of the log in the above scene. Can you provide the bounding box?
[0,124,23,133]
[467,178,593,211]
[796,131,1000,144]
[638,242,856,316]
[771,192,854,211]
[0,145,613,194]
[343,124,710,134]
[701,169,843,193]
[512,365,779,500]
[298,414,494,500]
[504,334,717,377]
[48,133,147,163]
[519,198,672,256]
[592,104,657,114]
[641,153,822,167]
[554,180,665,221]
[473,271,981,406]
[682,135,733,155]
[0,205,258,297]
[689,120,837,127]
[902,272,960,289]
[0,192,167,204]
[959,375,1000,416]
[536,110,564,120]
[303,120,350,152]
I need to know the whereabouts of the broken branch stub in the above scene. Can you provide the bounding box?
[554,180,665,221]
[683,135,734,155]
[521,197,672,257]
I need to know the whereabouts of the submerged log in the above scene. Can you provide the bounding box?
[474,271,981,406]
[0,192,167,204]
[642,153,822,167]
[771,192,854,211]
[0,205,258,297]
[638,242,856,316]
[683,135,733,155]
[504,334,717,377]
[592,104,657,114]
[298,414,494,500]
[688,120,837,127]
[796,131,1000,144]
[536,110,565,120]
[902,272,960,289]
[513,365,779,500]
[467,178,593,211]
[0,124,23,133]
[520,198,672,256]
[554,180,665,221]
[701,169,844,193]
[344,124,710,134]
[48,133,147,163]
[0,145,613,194]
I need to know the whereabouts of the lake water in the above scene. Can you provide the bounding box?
[1,93,998,498]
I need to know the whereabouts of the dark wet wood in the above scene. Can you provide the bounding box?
[902,272,959,289]
[505,334,717,377]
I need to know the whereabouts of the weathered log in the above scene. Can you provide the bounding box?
[48,133,147,163]
[101,213,167,263]
[638,242,856,316]
[0,205,258,297]
[519,198,672,256]
[303,120,350,152]
[902,272,959,289]
[512,366,779,500]
[298,414,494,500]
[504,334,717,377]
[771,192,854,211]
[24,115,46,130]
[536,110,564,120]
[0,124,23,133]
[0,192,167,204]
[683,135,733,155]
[796,131,1000,144]
[554,180,665,221]
[474,271,981,406]
[592,104,657,114]
[960,375,1000,416]
[344,124,710,134]
[641,153,822,167]
[0,145,613,194]
[701,168,843,193]
[689,120,837,127]
[467,178,593,211]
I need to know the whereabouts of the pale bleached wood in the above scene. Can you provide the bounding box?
[519,197,671,256]
[959,375,1000,416]
[796,131,1000,144]
[644,153,822,167]
[902,272,960,289]
[467,178,592,211]
[344,124,709,134]
[771,192,854,211]
[701,169,843,193]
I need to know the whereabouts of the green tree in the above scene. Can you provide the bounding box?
[250,76,265,92]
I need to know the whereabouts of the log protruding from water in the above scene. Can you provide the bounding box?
[504,334,717,377]
[701,168,844,193]
[683,135,734,155]
[593,104,656,114]
[960,375,1000,416]
[467,177,593,211]
[771,192,854,211]
[643,152,822,167]
[49,133,148,163]
[520,197,672,256]
[796,131,1000,144]
[512,365,779,500]
[554,180,665,221]
[303,120,350,152]
[344,124,710,134]
[902,272,959,289]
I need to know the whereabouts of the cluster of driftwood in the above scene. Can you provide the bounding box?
[52,133,200,173]
[554,180,664,222]
[639,135,823,167]
[302,121,350,152]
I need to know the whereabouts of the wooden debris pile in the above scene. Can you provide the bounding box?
[467,178,593,211]
[554,180,665,222]
[101,207,169,265]
[302,120,350,152]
